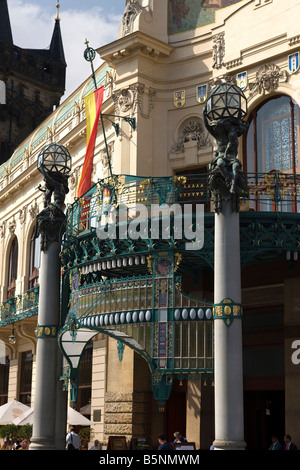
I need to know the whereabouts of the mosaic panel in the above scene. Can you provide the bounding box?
[168,0,244,34]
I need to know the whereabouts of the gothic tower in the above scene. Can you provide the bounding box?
[0,0,67,164]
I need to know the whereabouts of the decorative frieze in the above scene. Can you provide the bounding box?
[289,35,300,47]
[225,58,243,70]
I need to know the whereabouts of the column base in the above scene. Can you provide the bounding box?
[29,437,57,451]
[213,439,246,450]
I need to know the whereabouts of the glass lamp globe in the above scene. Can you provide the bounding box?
[8,326,16,345]
[204,82,248,127]
[37,142,72,176]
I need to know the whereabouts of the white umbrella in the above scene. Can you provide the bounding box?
[0,400,31,425]
[67,407,93,426]
[14,406,93,426]
[13,407,33,425]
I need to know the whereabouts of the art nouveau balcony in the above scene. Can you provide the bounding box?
[62,170,300,273]
[57,170,300,403]
[0,287,39,328]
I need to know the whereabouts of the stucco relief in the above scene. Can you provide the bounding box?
[170,119,212,154]
[212,33,225,70]
[113,85,156,119]
[121,0,146,36]
[249,64,289,95]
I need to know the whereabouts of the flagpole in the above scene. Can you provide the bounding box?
[81,41,136,185]
[84,38,97,91]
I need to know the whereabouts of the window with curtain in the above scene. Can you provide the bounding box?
[245,95,300,212]
[28,229,41,290]
[246,95,299,174]
[7,237,18,298]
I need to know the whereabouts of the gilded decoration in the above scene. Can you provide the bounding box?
[213,298,242,326]
[36,325,58,338]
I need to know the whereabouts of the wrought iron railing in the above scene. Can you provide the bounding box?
[64,172,300,238]
[0,286,39,325]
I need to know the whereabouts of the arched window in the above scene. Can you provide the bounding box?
[28,229,41,290]
[246,95,299,174]
[7,237,18,298]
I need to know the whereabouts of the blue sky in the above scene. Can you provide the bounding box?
[8,0,126,100]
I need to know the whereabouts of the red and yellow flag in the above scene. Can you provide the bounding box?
[77,85,104,198]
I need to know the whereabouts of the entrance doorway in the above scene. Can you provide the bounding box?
[244,390,285,450]
[165,380,187,443]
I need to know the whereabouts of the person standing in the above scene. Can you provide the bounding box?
[66,426,81,450]
[268,435,282,450]
[284,435,297,450]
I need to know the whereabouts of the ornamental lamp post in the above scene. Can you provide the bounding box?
[30,143,71,450]
[203,82,248,450]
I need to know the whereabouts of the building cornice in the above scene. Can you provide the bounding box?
[97,31,173,65]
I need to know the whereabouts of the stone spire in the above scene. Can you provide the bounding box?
[0,0,13,44]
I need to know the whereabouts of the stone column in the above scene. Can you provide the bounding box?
[29,203,68,450]
[29,239,63,450]
[202,82,248,450]
[213,201,245,450]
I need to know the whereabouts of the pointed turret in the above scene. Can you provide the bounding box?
[0,0,13,44]
[49,3,66,65]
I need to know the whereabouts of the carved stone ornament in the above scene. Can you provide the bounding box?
[19,207,27,225]
[212,33,225,70]
[69,167,80,191]
[122,0,145,37]
[0,221,6,239]
[117,89,135,113]
[100,142,114,174]
[113,84,146,115]
[8,218,16,234]
[29,201,39,220]
[249,64,289,95]
[170,119,211,153]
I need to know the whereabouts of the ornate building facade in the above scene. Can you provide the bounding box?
[0,0,300,450]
